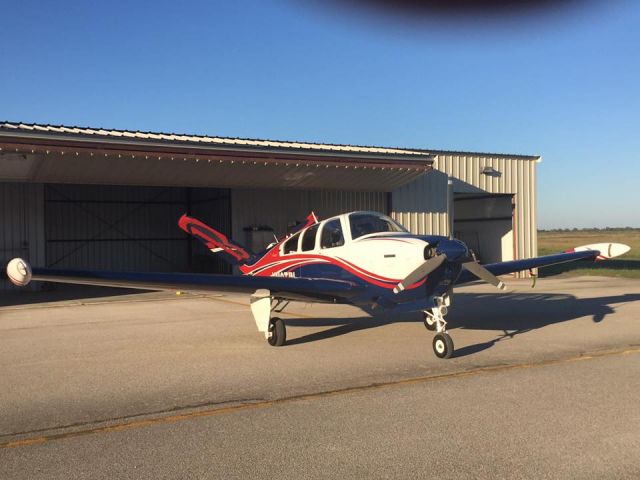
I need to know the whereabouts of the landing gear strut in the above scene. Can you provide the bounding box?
[250,290,288,347]
[424,296,454,359]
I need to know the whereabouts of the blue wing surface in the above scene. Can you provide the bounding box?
[455,250,598,285]
[29,267,364,303]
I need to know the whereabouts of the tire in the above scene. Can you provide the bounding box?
[432,333,454,359]
[424,316,437,331]
[267,317,286,347]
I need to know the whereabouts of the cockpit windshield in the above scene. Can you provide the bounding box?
[348,212,407,240]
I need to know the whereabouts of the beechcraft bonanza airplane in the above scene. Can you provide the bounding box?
[6,208,630,359]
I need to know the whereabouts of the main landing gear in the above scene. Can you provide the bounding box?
[266,298,289,347]
[251,290,290,347]
[267,317,287,347]
[424,296,454,359]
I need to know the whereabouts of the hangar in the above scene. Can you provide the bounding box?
[0,121,539,290]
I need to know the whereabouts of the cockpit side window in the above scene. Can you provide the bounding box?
[349,213,406,240]
[283,232,300,254]
[320,219,345,249]
[301,224,320,252]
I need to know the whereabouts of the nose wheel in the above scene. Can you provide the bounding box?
[433,333,454,359]
[425,297,454,359]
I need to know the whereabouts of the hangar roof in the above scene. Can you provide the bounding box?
[0,121,434,191]
[0,121,429,160]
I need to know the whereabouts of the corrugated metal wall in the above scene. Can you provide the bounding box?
[231,189,387,250]
[391,154,538,275]
[0,183,45,291]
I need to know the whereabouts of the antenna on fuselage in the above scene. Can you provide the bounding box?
[447,177,454,240]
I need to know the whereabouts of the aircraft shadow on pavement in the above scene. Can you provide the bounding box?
[284,314,405,346]
[285,292,640,357]
[0,284,151,307]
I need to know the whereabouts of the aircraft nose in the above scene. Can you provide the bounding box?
[438,239,468,261]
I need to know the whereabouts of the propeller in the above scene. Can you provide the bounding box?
[461,259,506,290]
[393,254,446,294]
[392,251,506,294]
[393,176,507,294]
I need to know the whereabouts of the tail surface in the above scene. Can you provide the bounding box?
[179,214,255,265]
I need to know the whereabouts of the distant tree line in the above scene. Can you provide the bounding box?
[538,227,639,233]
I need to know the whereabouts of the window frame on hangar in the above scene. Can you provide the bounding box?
[0,121,540,289]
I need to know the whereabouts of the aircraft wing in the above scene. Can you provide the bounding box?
[455,242,630,285]
[5,259,364,303]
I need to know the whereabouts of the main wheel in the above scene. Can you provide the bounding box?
[432,333,454,359]
[267,317,286,347]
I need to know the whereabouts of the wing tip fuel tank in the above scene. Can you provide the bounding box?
[566,243,631,260]
[6,258,32,286]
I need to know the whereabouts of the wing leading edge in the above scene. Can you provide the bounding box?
[6,259,364,303]
[455,245,626,286]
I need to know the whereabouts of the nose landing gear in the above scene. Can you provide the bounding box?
[424,296,454,359]
[433,332,454,359]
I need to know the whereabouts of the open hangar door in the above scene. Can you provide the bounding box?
[0,183,45,291]
[453,194,514,264]
[44,184,231,275]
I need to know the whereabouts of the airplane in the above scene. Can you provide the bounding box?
[5,207,630,359]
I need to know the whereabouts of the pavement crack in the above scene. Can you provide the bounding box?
[0,397,265,441]
[2,346,639,450]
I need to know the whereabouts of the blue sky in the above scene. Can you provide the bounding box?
[0,0,638,228]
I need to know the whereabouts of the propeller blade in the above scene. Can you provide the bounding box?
[393,254,446,294]
[463,261,506,290]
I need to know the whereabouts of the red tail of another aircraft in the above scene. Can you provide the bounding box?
[178,214,255,265]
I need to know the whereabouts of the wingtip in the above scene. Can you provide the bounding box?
[573,242,631,260]
[618,243,632,256]
[6,258,32,287]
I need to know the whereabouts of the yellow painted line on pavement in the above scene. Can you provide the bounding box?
[2,346,639,450]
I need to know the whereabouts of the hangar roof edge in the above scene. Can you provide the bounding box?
[0,121,539,161]
[0,121,431,161]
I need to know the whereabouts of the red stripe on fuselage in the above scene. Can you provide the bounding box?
[241,251,425,290]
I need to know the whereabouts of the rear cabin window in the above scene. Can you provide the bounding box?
[320,219,345,249]
[283,233,300,254]
[301,224,320,251]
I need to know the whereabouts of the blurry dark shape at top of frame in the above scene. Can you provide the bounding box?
[308,0,610,25]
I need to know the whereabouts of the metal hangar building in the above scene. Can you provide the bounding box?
[0,121,540,290]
